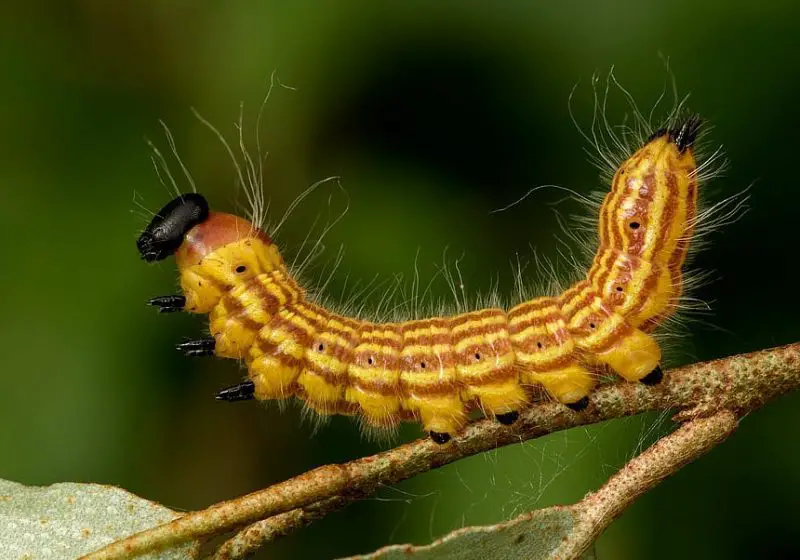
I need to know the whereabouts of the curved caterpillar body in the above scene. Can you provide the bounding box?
[138,117,702,443]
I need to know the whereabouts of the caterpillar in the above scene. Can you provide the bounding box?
[137,105,712,445]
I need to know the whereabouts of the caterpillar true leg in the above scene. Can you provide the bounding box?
[216,381,256,402]
[176,338,217,357]
[148,295,186,313]
[138,111,711,442]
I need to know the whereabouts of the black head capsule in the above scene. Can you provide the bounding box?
[137,193,209,262]
[669,115,703,153]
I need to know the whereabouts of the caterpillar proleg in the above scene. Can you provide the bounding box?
[137,97,717,444]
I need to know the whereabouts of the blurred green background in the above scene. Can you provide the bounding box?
[2,1,799,558]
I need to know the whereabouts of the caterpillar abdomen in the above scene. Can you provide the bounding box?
[139,120,702,443]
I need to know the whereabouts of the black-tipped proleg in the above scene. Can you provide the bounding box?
[137,193,209,262]
[565,396,590,412]
[669,116,702,153]
[148,295,186,313]
[216,381,256,402]
[429,431,452,445]
[495,411,520,426]
[640,365,664,386]
[177,338,216,357]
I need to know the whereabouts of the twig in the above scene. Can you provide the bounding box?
[553,409,738,557]
[82,342,800,560]
[351,410,738,560]
[212,495,353,560]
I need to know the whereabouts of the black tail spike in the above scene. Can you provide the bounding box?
[669,115,703,153]
[216,381,256,402]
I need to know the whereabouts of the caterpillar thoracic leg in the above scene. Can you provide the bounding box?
[176,338,217,357]
[139,117,708,443]
[148,295,186,313]
[216,381,256,402]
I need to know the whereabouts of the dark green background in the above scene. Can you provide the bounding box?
[2,2,799,558]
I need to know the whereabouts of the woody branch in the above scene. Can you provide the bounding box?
[82,342,800,560]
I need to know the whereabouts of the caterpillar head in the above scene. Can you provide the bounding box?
[137,193,284,313]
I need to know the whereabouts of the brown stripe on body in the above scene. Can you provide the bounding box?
[595,249,669,327]
[667,171,697,272]
[599,150,648,249]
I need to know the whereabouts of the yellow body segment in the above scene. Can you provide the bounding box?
[400,319,467,434]
[296,305,356,415]
[346,325,403,426]
[248,306,309,399]
[453,310,528,416]
[508,297,597,405]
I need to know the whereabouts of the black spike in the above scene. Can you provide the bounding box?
[216,381,256,402]
[566,396,590,412]
[148,295,186,313]
[176,338,216,357]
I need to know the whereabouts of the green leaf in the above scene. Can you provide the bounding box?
[342,506,581,560]
[0,478,198,559]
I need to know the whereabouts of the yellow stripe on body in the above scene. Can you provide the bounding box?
[450,310,506,334]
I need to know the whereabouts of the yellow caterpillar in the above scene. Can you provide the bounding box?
[138,112,708,444]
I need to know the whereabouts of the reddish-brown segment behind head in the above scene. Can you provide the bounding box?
[175,212,273,268]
